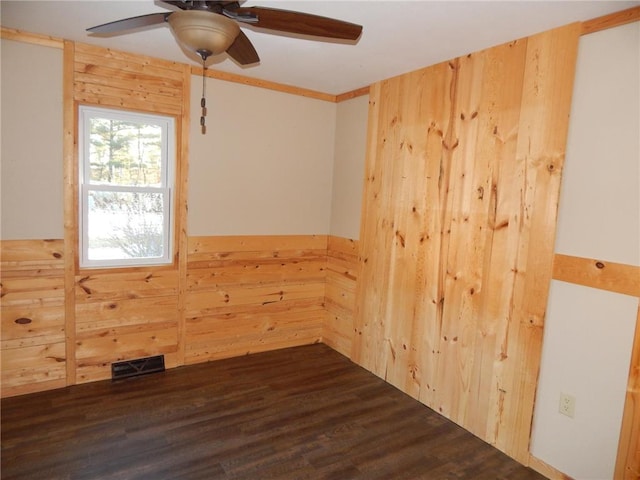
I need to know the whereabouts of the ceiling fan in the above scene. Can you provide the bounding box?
[86,0,363,65]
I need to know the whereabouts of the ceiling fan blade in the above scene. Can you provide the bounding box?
[226,30,260,65]
[87,13,170,35]
[161,1,234,12]
[161,1,191,9]
[234,7,362,41]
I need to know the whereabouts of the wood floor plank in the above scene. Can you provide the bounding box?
[1,344,544,479]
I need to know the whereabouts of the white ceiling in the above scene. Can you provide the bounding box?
[1,1,638,95]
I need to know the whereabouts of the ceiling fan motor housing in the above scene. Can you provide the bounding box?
[168,10,240,59]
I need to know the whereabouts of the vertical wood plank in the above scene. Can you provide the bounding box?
[63,39,76,386]
[351,80,384,370]
[461,38,528,442]
[615,301,640,479]
[176,64,191,366]
[415,61,456,410]
[432,51,485,424]
[493,23,580,462]
[372,70,416,392]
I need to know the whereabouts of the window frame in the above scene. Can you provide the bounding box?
[78,106,176,269]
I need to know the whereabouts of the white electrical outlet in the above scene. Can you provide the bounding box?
[559,392,576,418]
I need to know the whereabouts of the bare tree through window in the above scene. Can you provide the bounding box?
[80,107,173,267]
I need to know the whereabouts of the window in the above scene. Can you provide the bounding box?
[79,106,175,268]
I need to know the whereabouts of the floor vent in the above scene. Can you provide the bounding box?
[111,355,165,380]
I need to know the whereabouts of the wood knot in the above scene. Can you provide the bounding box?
[595,261,605,269]
[443,139,459,151]
[46,356,66,363]
[15,317,32,325]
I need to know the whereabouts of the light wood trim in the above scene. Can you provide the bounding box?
[335,86,370,103]
[615,302,640,479]
[188,235,328,255]
[581,6,640,35]
[529,455,574,480]
[0,27,63,48]
[176,64,191,366]
[192,66,337,102]
[552,254,640,297]
[62,40,77,385]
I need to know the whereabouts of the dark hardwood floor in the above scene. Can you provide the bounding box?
[1,344,545,480]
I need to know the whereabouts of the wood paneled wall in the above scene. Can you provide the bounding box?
[64,42,191,383]
[1,240,67,396]
[74,269,181,383]
[73,43,186,115]
[185,235,326,363]
[1,235,339,393]
[351,24,581,464]
[323,236,359,357]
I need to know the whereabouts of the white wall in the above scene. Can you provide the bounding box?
[330,95,368,240]
[188,77,337,236]
[0,39,63,240]
[0,39,368,242]
[530,22,640,480]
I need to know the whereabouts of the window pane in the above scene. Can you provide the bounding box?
[88,118,163,187]
[86,190,166,261]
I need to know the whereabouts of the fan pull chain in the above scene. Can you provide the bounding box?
[200,57,207,135]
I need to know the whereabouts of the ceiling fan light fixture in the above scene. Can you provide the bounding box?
[168,10,240,59]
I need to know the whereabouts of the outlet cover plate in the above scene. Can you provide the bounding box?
[559,392,576,418]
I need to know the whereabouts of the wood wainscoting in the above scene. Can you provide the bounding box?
[184,235,327,364]
[1,235,349,395]
[323,236,359,357]
[0,240,67,397]
[73,267,181,384]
